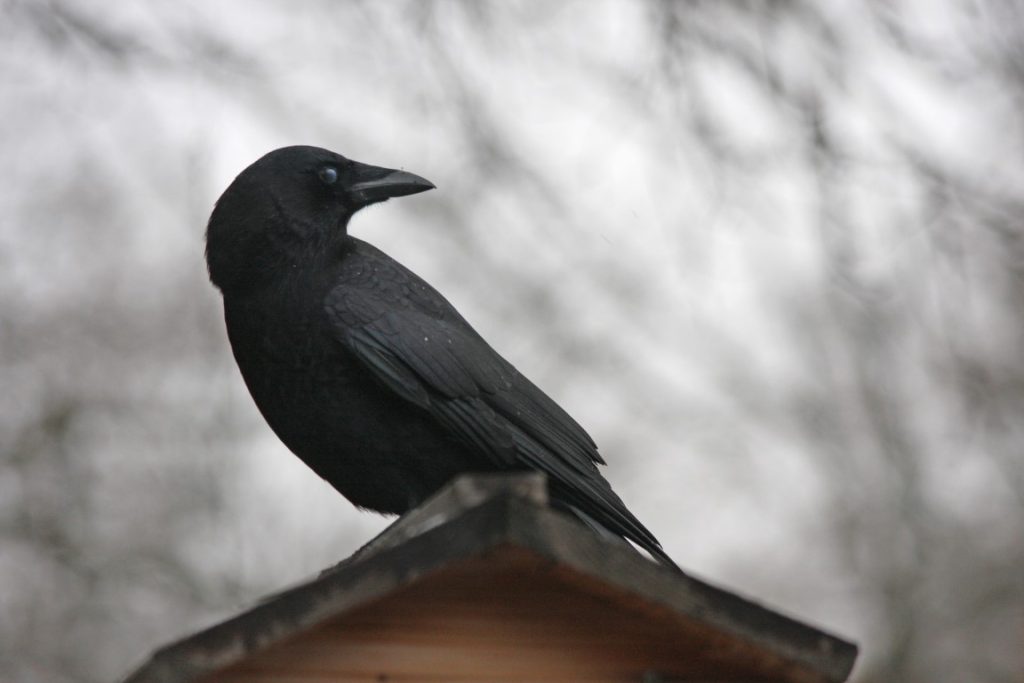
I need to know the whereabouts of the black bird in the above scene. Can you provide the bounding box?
[206,145,677,570]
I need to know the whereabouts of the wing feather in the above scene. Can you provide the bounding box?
[326,255,672,567]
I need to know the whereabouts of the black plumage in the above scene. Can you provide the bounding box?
[206,145,677,570]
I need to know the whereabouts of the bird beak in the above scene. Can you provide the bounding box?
[346,162,435,208]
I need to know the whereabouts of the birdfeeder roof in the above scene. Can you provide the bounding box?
[123,473,857,683]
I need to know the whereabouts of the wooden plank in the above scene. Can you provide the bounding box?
[127,475,856,683]
[204,549,806,682]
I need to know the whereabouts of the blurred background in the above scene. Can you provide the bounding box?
[2,1,1023,681]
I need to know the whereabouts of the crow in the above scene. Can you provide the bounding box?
[205,145,677,570]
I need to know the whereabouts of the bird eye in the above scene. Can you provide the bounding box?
[318,166,339,185]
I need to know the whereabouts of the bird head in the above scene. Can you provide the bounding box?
[205,145,434,295]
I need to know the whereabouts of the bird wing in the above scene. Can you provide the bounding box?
[325,270,671,566]
[336,299,602,472]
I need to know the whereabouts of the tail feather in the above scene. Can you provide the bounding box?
[553,495,683,573]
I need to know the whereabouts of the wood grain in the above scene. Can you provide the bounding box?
[203,547,804,682]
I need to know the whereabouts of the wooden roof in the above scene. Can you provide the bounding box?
[123,473,858,683]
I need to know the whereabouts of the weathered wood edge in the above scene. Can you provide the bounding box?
[121,473,857,683]
[494,493,859,683]
[120,474,547,683]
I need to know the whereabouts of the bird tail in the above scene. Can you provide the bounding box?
[556,499,683,573]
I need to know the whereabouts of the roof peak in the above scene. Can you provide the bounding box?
[123,473,857,683]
